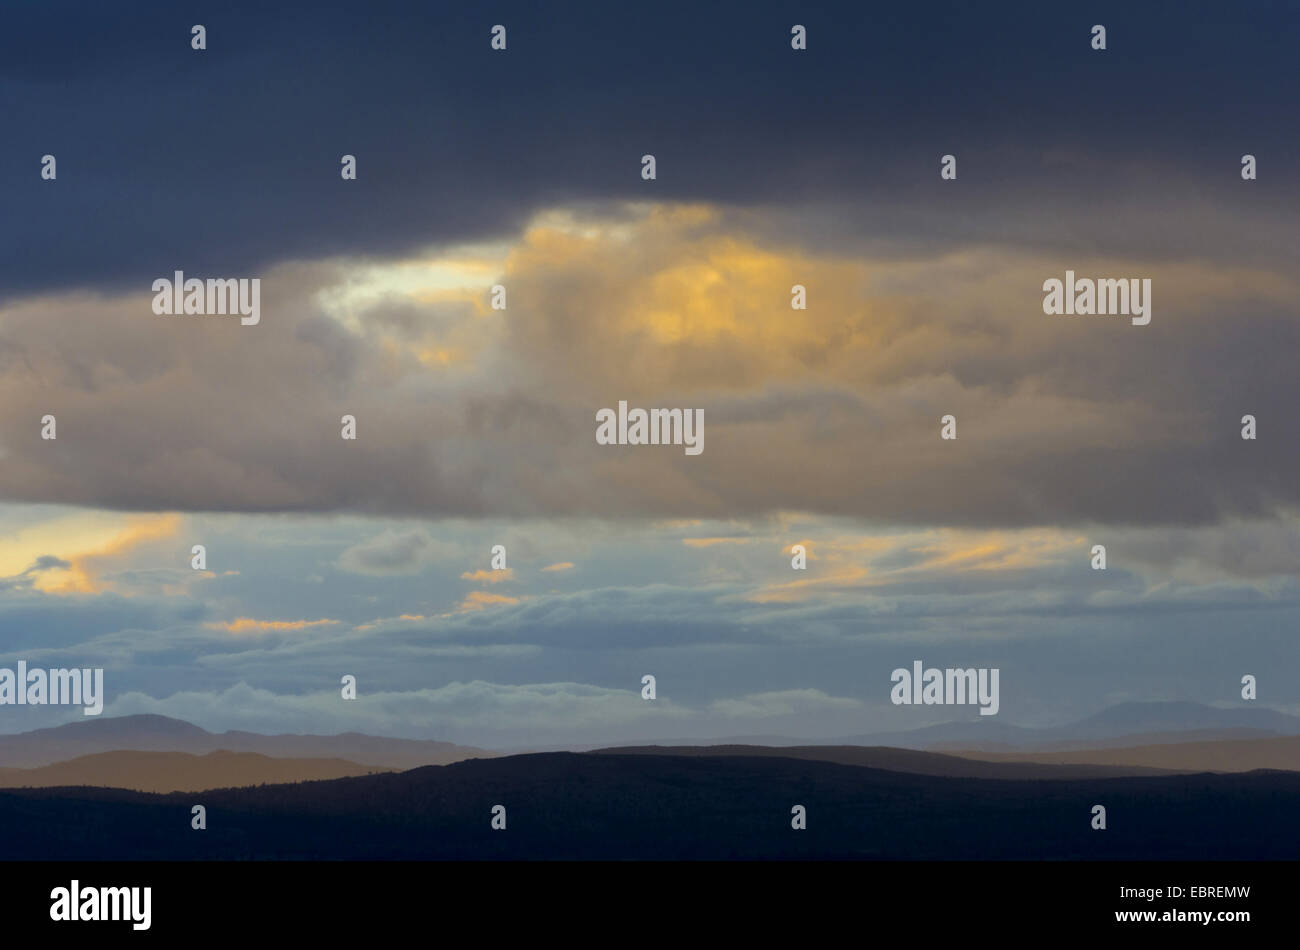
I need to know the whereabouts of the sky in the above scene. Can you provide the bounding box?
[0,1,1298,746]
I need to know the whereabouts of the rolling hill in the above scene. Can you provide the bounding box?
[1,750,1298,860]
[0,714,493,770]
[592,743,1182,778]
[0,749,392,793]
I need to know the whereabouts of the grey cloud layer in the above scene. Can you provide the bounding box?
[0,211,1296,528]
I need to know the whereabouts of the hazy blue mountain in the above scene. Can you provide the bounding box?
[0,714,493,769]
[640,703,1300,753]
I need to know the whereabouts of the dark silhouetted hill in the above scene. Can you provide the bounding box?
[593,744,1181,778]
[1,751,1297,860]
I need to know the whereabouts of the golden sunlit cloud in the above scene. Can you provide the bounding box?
[540,562,575,572]
[782,540,816,558]
[456,590,520,612]
[742,527,1085,604]
[0,512,184,595]
[315,245,509,325]
[746,565,871,604]
[899,531,1085,575]
[206,618,340,634]
[461,568,514,583]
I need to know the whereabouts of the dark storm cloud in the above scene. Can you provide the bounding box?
[0,2,1295,528]
[0,0,1296,298]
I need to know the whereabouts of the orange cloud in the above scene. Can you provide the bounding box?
[456,590,520,612]
[206,618,340,634]
[460,568,514,583]
[890,530,1080,576]
[540,562,575,572]
[783,540,816,559]
[31,513,183,594]
[744,527,1081,603]
[746,565,871,604]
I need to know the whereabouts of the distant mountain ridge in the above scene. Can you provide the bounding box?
[0,714,493,770]
[0,749,391,793]
[615,702,1300,753]
[955,734,1300,774]
[3,702,1295,768]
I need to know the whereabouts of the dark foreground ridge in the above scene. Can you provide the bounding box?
[589,743,1183,778]
[1,751,1297,860]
